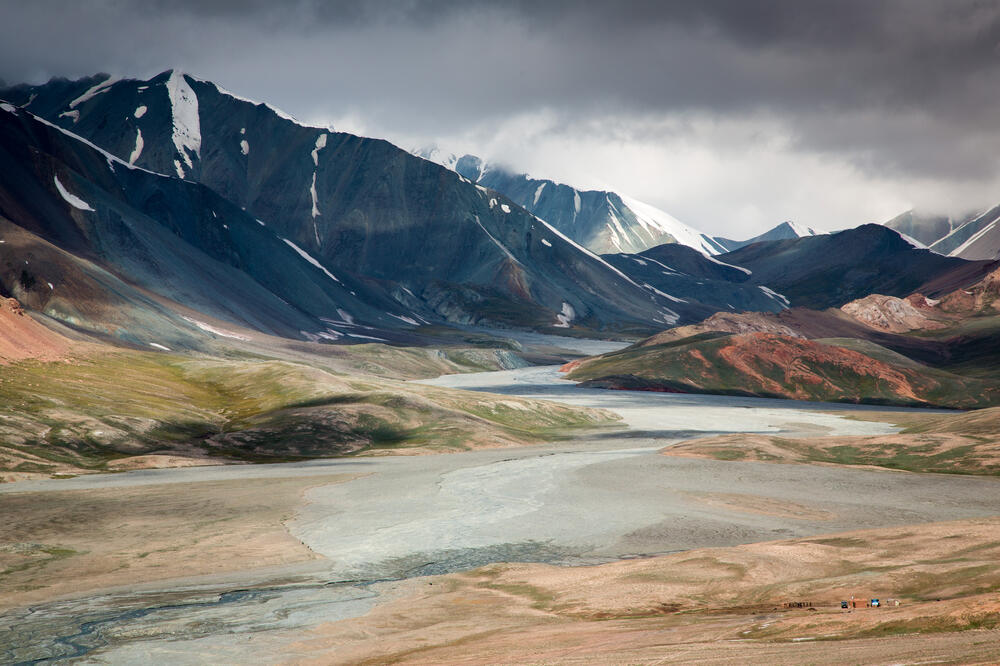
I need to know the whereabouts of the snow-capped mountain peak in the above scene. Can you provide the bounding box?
[713,220,821,252]
[784,220,819,238]
[412,149,723,256]
[616,193,726,256]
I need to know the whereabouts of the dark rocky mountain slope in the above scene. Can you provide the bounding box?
[717,224,989,309]
[600,243,790,319]
[2,73,693,334]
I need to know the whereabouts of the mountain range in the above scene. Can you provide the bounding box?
[417,147,732,256]
[1,68,1000,478]
[2,72,713,340]
[0,70,992,358]
[713,224,992,309]
[416,148,829,259]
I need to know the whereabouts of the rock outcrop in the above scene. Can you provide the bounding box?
[938,267,1000,314]
[841,294,946,333]
[639,311,805,347]
[3,298,23,316]
[0,298,71,363]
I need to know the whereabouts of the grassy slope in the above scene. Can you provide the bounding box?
[0,349,618,481]
[566,332,999,409]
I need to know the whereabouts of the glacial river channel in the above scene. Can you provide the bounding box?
[3,364,999,664]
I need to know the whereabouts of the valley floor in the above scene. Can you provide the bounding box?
[2,366,999,664]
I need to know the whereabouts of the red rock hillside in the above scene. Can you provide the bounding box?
[0,298,72,363]
[565,331,999,409]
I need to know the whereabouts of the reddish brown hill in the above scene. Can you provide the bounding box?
[714,333,923,402]
[0,297,71,363]
[566,263,1000,409]
[566,332,998,408]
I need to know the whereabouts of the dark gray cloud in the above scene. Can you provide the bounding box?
[2,0,1000,233]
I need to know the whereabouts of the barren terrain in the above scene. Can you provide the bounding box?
[2,365,998,664]
[0,473,359,611]
[284,518,1000,665]
[661,406,1000,475]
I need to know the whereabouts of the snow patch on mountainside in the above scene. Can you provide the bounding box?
[53,175,95,211]
[134,105,147,118]
[642,283,687,303]
[705,253,752,275]
[309,172,321,247]
[659,308,680,325]
[165,71,201,173]
[69,75,119,108]
[182,316,249,341]
[533,182,546,206]
[307,134,328,245]
[473,215,521,264]
[128,130,143,166]
[310,173,320,218]
[58,109,79,123]
[282,238,339,283]
[311,133,327,166]
[554,302,576,328]
[637,254,681,276]
[758,285,790,307]
[240,139,249,155]
[388,313,420,326]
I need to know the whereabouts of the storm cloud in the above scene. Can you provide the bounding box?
[3,0,1000,236]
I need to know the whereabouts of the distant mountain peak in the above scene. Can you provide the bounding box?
[412,148,723,256]
[713,220,820,252]
[780,220,819,237]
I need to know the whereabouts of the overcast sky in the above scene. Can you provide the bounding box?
[3,0,1000,238]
